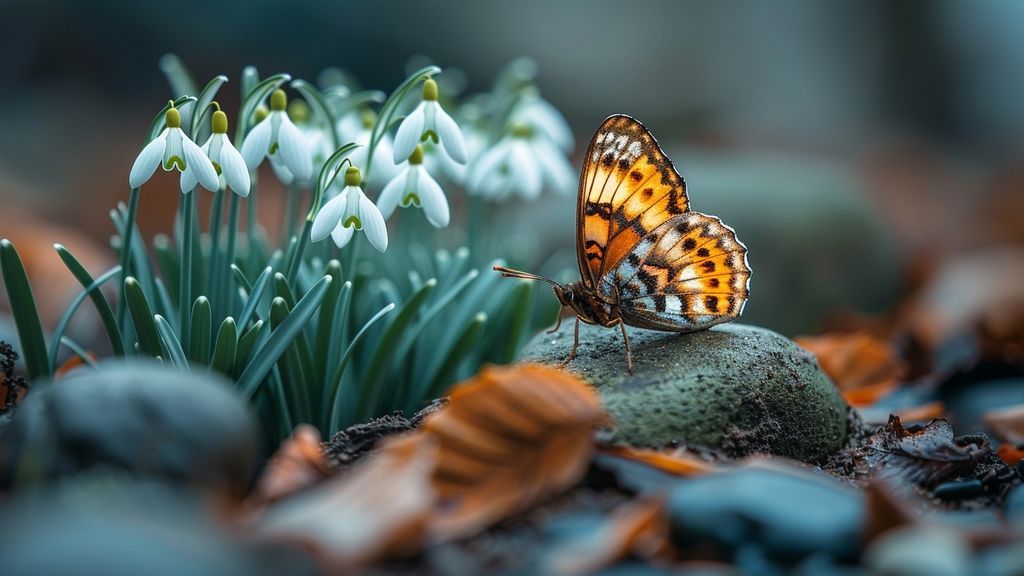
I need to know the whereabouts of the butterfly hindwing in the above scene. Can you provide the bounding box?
[577,115,689,289]
[602,211,750,332]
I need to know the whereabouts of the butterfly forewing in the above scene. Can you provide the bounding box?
[604,211,750,332]
[577,115,689,289]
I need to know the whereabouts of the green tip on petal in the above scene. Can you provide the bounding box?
[420,129,439,144]
[344,165,362,187]
[343,215,362,229]
[360,108,376,129]
[289,99,311,123]
[409,144,424,165]
[402,192,421,207]
[165,107,182,129]
[211,110,228,134]
[270,89,287,111]
[511,123,533,138]
[422,78,439,101]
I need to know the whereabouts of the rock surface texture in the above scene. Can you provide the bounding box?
[522,322,848,461]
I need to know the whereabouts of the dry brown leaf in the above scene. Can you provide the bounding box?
[983,403,1024,445]
[543,496,670,576]
[997,444,1024,466]
[896,401,945,422]
[795,332,906,407]
[256,434,436,568]
[419,363,609,540]
[599,445,713,476]
[249,425,333,507]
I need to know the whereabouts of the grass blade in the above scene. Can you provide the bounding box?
[154,314,189,371]
[237,275,332,399]
[189,296,212,364]
[124,276,162,358]
[48,264,121,370]
[54,244,124,358]
[211,317,238,376]
[327,302,395,431]
[0,239,51,381]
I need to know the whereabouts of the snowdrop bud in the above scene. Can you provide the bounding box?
[270,89,287,111]
[344,165,362,187]
[211,110,229,134]
[422,78,439,101]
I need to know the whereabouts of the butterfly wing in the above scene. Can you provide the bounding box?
[577,115,689,290]
[602,211,750,331]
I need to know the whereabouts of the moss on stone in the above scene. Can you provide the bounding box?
[521,322,847,462]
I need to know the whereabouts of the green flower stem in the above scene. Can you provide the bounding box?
[225,193,241,317]
[246,174,258,258]
[116,187,140,338]
[179,191,195,353]
[284,183,300,245]
[208,187,224,317]
[285,219,311,286]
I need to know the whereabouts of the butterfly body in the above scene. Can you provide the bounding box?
[497,115,750,373]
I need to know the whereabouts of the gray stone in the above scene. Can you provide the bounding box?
[521,322,847,461]
[667,462,865,562]
[0,360,259,498]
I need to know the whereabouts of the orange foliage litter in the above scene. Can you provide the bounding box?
[250,425,333,507]
[600,445,713,476]
[983,403,1024,446]
[795,332,907,407]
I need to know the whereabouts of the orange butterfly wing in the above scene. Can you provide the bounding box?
[576,115,690,289]
[604,211,750,331]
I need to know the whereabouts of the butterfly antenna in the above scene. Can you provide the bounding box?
[492,266,562,288]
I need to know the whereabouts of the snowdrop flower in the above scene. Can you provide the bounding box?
[515,93,574,153]
[378,145,449,228]
[129,104,219,193]
[181,109,250,197]
[240,89,312,183]
[467,124,574,201]
[393,78,467,165]
[311,166,388,252]
[338,110,398,188]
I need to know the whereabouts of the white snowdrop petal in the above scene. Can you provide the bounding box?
[179,166,198,195]
[129,134,166,188]
[311,192,347,242]
[277,117,312,182]
[358,192,389,252]
[466,142,507,193]
[182,135,220,192]
[418,170,449,228]
[239,119,272,172]
[392,103,425,164]
[512,142,541,200]
[330,223,355,249]
[534,138,575,195]
[432,103,467,164]
[219,140,251,197]
[376,169,406,219]
[270,156,295,185]
[530,98,574,152]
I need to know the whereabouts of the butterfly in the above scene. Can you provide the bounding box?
[495,115,751,373]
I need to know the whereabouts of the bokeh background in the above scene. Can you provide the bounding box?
[3,0,1024,341]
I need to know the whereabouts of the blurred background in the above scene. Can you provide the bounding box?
[2,0,1023,340]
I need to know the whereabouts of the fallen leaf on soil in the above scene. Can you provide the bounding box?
[0,341,28,411]
[256,434,436,567]
[418,363,610,541]
[996,444,1024,466]
[543,496,670,576]
[599,445,713,476]
[54,352,96,379]
[863,480,917,544]
[795,332,906,406]
[895,401,945,422]
[857,416,989,487]
[249,425,333,507]
[983,403,1024,445]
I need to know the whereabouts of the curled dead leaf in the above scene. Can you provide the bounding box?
[419,363,610,540]
[983,403,1024,445]
[795,332,906,407]
[543,496,670,576]
[599,445,713,476]
[895,401,945,423]
[858,416,989,487]
[996,444,1024,466]
[249,425,333,508]
[256,434,436,568]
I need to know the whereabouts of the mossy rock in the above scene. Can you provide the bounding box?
[521,322,847,462]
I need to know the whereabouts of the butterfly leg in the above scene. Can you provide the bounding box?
[546,307,564,334]
[618,320,634,374]
[559,317,581,367]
